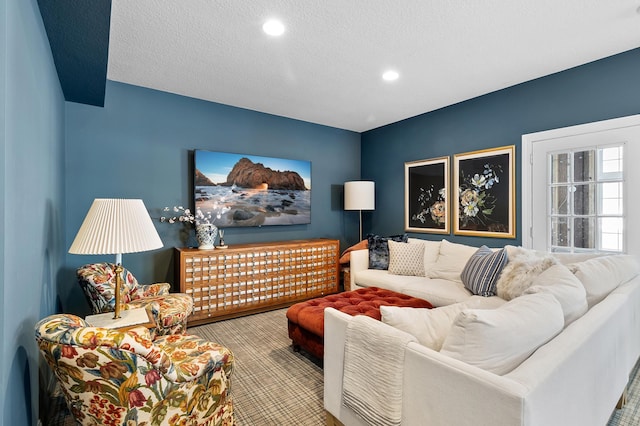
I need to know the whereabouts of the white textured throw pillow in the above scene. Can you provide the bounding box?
[440,293,564,375]
[523,264,587,326]
[381,303,470,351]
[495,248,558,300]
[408,238,441,275]
[570,255,640,308]
[427,240,478,283]
[388,240,425,277]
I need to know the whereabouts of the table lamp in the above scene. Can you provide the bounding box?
[69,198,163,319]
[344,181,375,241]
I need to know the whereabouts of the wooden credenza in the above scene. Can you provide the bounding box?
[175,239,340,325]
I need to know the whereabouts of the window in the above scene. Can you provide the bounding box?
[548,144,624,253]
[522,114,640,257]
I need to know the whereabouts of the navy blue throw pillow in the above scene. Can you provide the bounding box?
[367,234,409,270]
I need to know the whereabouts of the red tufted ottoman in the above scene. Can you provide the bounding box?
[286,287,433,359]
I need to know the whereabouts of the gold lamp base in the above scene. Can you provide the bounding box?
[113,264,124,319]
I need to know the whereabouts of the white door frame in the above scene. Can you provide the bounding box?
[521,114,640,249]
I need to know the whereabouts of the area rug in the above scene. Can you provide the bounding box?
[47,308,640,425]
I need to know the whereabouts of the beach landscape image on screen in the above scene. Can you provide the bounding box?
[194,150,311,227]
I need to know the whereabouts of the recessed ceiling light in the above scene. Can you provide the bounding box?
[382,70,399,82]
[263,19,285,36]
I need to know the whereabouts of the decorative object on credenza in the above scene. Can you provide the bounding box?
[405,156,450,234]
[196,223,218,250]
[160,205,218,249]
[194,150,311,228]
[69,198,163,319]
[344,181,375,242]
[160,205,196,224]
[217,229,228,249]
[453,145,516,238]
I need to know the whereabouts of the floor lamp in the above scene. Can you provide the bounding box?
[344,181,375,241]
[69,198,163,319]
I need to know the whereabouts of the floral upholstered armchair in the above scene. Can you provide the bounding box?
[77,263,194,338]
[36,314,235,426]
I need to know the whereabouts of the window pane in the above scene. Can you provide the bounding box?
[573,184,595,215]
[599,217,624,252]
[550,186,569,215]
[599,182,623,215]
[600,146,623,176]
[573,217,595,249]
[545,144,624,254]
[550,153,570,184]
[551,217,569,247]
[573,150,595,183]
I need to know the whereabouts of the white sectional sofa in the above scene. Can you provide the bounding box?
[325,238,640,426]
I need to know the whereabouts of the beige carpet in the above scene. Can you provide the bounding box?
[48,308,640,425]
[192,309,324,426]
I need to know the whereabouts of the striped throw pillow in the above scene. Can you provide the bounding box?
[461,246,508,297]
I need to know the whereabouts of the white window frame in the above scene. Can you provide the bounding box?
[522,114,640,253]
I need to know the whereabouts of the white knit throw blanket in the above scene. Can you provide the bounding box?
[342,315,417,426]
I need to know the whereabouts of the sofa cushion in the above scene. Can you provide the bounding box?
[440,293,564,375]
[388,240,425,276]
[496,247,558,300]
[367,234,408,270]
[381,303,470,351]
[400,279,473,307]
[353,270,473,307]
[523,264,588,326]
[569,255,640,308]
[408,238,441,275]
[427,240,479,283]
[354,269,417,292]
[460,246,508,297]
[380,297,503,351]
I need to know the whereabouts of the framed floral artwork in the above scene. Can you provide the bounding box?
[453,145,516,238]
[405,156,450,234]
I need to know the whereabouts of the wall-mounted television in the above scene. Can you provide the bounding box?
[194,150,311,227]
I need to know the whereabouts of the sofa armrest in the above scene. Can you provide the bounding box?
[324,306,528,426]
[135,282,171,297]
[324,308,374,426]
[402,343,526,426]
[349,249,369,290]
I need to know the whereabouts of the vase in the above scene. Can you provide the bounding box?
[196,223,218,249]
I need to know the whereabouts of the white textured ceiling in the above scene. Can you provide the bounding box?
[107,0,640,132]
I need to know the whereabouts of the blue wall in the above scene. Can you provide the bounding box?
[5,6,640,423]
[362,48,640,247]
[2,0,66,424]
[63,80,361,314]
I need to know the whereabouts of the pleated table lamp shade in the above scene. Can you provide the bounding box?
[69,198,163,259]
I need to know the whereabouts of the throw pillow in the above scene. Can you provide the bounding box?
[523,264,587,326]
[427,240,479,283]
[367,234,408,270]
[570,255,640,308]
[495,248,558,300]
[380,298,499,351]
[440,293,564,375]
[388,240,425,276]
[339,240,368,264]
[408,238,442,276]
[381,303,468,351]
[460,246,508,297]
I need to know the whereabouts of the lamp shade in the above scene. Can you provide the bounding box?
[344,181,375,211]
[69,198,163,255]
